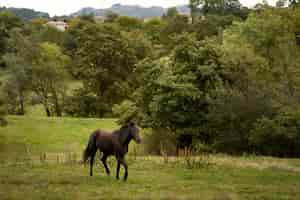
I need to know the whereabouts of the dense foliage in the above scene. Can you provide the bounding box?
[1,1,300,157]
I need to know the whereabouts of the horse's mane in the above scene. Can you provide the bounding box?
[120,122,135,130]
[117,124,133,145]
[115,125,129,144]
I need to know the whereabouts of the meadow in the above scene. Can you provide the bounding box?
[0,115,300,200]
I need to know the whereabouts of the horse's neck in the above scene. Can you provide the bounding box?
[117,129,132,146]
[123,134,132,146]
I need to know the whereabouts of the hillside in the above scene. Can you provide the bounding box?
[71,4,190,18]
[0,7,49,21]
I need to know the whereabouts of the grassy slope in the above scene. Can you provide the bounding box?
[0,116,300,200]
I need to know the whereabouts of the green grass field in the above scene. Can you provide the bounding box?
[0,115,300,200]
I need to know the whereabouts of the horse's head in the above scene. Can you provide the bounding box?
[128,122,141,144]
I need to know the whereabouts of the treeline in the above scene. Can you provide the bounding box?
[0,0,300,157]
[0,7,49,22]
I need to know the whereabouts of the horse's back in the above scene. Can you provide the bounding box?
[94,129,114,155]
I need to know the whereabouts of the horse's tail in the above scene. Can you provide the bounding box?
[83,132,97,163]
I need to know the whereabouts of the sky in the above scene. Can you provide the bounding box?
[0,0,278,16]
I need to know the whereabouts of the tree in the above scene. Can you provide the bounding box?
[276,0,287,7]
[206,85,275,153]
[250,109,300,157]
[289,0,300,7]
[160,14,190,51]
[66,22,139,117]
[199,0,242,15]
[30,25,68,47]
[122,30,153,60]
[31,42,70,117]
[104,11,119,23]
[124,36,226,146]
[192,14,239,41]
[189,0,201,24]
[163,7,179,20]
[223,9,300,99]
[0,11,22,31]
[2,28,33,115]
[2,54,30,115]
[143,18,166,45]
[205,7,300,154]
[0,11,22,67]
[116,16,142,31]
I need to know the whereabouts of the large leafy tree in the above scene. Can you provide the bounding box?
[67,20,140,117]
[3,54,30,115]
[0,11,22,67]
[2,28,33,115]
[160,11,190,51]
[31,42,70,117]
[223,9,300,99]
[205,7,300,155]
[125,35,226,134]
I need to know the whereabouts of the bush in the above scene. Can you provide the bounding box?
[206,86,275,154]
[64,89,110,118]
[250,110,300,157]
[112,100,138,125]
[142,128,177,155]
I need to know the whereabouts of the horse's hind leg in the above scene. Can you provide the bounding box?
[116,161,121,180]
[101,154,110,175]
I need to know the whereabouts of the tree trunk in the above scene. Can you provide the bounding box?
[42,97,51,117]
[18,89,25,115]
[52,90,62,117]
[19,98,25,115]
[44,104,51,117]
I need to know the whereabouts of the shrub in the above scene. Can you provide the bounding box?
[142,128,177,155]
[112,100,138,125]
[250,110,300,157]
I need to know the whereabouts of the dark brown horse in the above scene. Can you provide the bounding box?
[83,122,141,181]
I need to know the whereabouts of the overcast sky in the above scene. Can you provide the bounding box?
[0,0,277,16]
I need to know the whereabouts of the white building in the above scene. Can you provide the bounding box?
[46,21,68,31]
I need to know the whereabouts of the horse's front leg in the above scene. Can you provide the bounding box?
[116,157,128,181]
[90,151,96,176]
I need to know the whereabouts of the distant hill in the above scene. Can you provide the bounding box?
[0,7,49,22]
[71,4,190,19]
